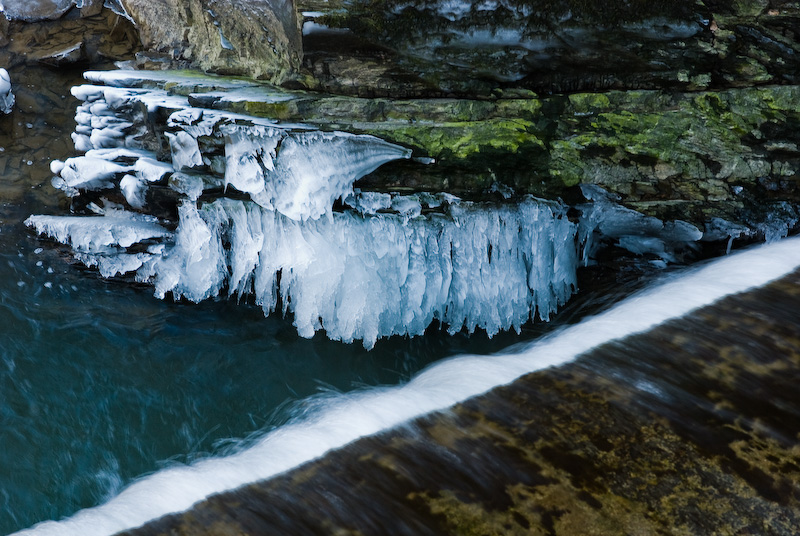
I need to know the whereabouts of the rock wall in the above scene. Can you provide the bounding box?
[298,0,800,97]
[182,75,800,236]
[118,0,302,81]
[0,0,302,83]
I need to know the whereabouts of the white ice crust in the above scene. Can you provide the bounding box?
[25,209,171,253]
[220,125,412,220]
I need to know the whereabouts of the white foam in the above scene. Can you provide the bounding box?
[15,235,800,536]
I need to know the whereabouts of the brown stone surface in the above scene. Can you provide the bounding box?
[119,267,800,535]
[118,0,302,82]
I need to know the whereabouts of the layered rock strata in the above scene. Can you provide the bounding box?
[298,0,800,97]
[79,70,799,239]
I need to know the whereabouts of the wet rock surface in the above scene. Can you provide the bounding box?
[0,66,84,209]
[119,267,800,536]
[0,6,140,68]
[297,0,800,97]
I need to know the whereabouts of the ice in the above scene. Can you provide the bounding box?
[25,210,171,254]
[0,68,14,114]
[27,68,589,349]
[168,172,216,201]
[138,201,227,303]
[28,193,579,348]
[579,184,702,262]
[63,196,575,348]
[391,196,422,218]
[220,124,282,207]
[343,191,392,215]
[119,175,146,208]
[78,253,152,278]
[133,157,173,183]
[167,131,204,171]
[221,126,412,220]
[54,156,129,192]
[52,149,172,200]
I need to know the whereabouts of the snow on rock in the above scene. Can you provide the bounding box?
[62,82,411,221]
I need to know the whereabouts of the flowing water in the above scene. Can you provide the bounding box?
[2,67,800,536]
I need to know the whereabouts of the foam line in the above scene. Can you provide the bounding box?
[15,236,800,536]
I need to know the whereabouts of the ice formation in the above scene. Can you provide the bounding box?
[25,69,733,347]
[219,124,412,220]
[25,209,171,253]
[0,68,14,114]
[579,184,702,262]
[26,69,719,346]
[28,195,579,348]
[25,70,587,347]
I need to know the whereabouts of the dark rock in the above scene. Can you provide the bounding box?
[295,0,800,97]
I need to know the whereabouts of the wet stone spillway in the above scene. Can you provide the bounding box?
[116,263,800,535]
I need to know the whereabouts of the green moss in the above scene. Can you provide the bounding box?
[568,93,612,114]
[243,100,294,120]
[373,119,544,161]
